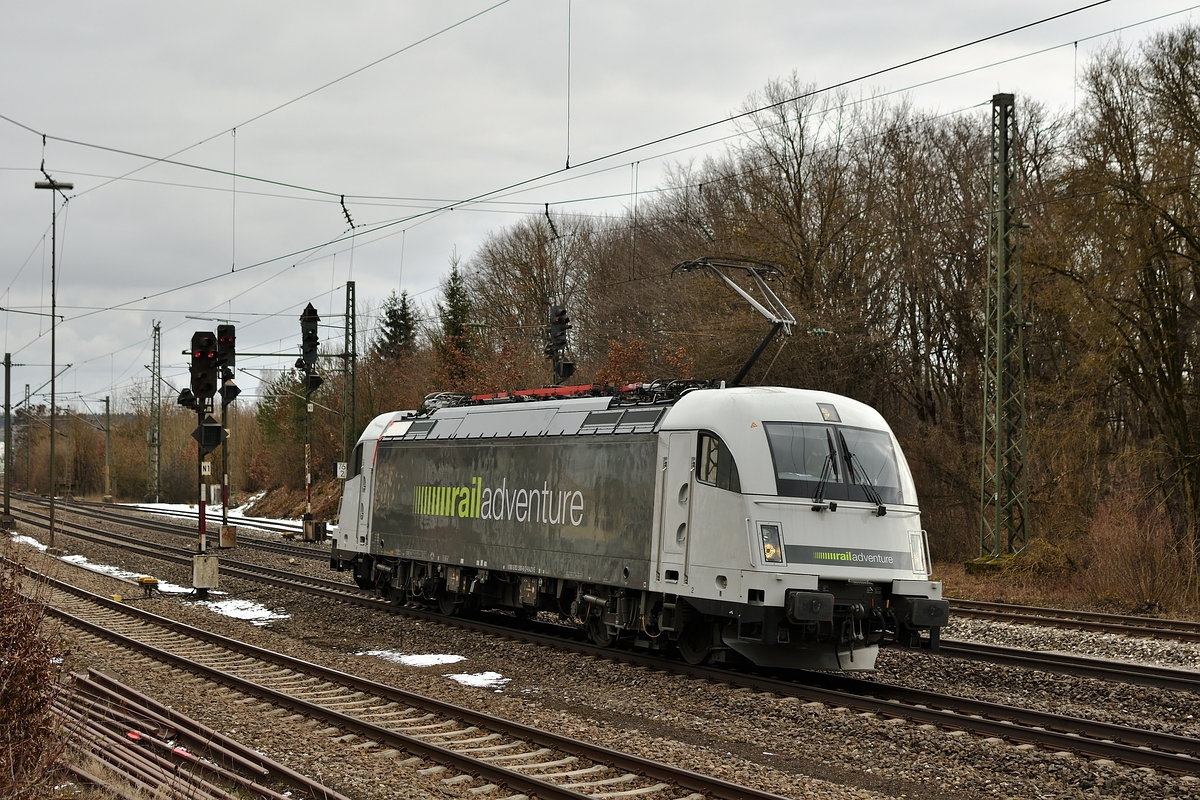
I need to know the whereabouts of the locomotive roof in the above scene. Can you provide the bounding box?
[360,386,891,444]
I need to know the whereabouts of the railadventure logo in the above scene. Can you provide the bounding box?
[813,550,895,565]
[413,477,584,526]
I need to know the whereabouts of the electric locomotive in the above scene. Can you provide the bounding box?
[330,382,948,670]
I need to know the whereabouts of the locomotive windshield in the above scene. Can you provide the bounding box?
[764,422,903,504]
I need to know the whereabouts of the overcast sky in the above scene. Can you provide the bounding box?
[0,0,1193,412]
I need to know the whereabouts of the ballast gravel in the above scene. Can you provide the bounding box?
[8,506,1200,800]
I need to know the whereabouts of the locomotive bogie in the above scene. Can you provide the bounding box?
[329,386,948,671]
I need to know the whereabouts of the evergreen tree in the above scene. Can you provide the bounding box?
[438,260,472,344]
[374,290,416,360]
[434,258,476,385]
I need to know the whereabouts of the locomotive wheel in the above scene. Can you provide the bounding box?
[586,615,614,647]
[437,592,457,616]
[677,618,717,665]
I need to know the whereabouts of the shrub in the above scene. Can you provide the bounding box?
[1079,485,1188,611]
[0,555,64,800]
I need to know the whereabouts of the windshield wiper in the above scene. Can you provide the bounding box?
[811,431,839,512]
[839,431,887,517]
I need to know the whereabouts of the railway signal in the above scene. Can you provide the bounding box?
[297,301,325,541]
[546,305,570,356]
[219,368,241,406]
[191,415,225,454]
[554,359,575,383]
[184,331,223,599]
[545,304,574,385]
[216,324,236,367]
[300,304,320,367]
[190,331,218,400]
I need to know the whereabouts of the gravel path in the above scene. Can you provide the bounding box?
[9,507,1200,799]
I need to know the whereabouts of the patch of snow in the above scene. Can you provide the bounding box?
[57,554,191,593]
[444,671,510,691]
[123,501,302,533]
[196,598,289,626]
[11,534,47,551]
[357,650,466,667]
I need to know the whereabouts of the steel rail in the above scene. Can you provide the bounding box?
[14,515,1200,773]
[937,639,1200,693]
[11,507,362,595]
[57,701,261,800]
[18,494,319,559]
[19,491,304,536]
[950,598,1200,640]
[420,614,1200,773]
[28,500,1200,699]
[63,671,350,800]
[18,563,795,800]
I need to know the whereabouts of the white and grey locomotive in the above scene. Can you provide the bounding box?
[330,383,948,670]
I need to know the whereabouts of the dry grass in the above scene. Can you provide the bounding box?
[0,550,66,800]
[938,560,1110,611]
[242,480,343,521]
[938,534,1200,621]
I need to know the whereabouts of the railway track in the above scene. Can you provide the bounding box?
[949,597,1200,642]
[935,638,1200,693]
[42,493,306,536]
[19,561,790,800]
[60,669,350,800]
[27,500,1200,693]
[10,505,368,598]
[413,614,1200,774]
[45,496,1200,648]
[18,495,323,561]
[14,504,1200,773]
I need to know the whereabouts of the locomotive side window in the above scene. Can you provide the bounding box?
[697,432,741,493]
[350,442,364,479]
[764,422,903,504]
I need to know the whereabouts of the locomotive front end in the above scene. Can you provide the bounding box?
[659,387,949,670]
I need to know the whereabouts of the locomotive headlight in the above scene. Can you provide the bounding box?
[760,523,784,564]
[909,530,930,576]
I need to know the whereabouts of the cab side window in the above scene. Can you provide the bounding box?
[697,432,741,493]
[350,442,365,478]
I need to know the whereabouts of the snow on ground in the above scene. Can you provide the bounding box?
[357,649,510,690]
[444,671,511,691]
[58,553,191,593]
[196,598,290,626]
[122,498,302,532]
[5,530,290,626]
[357,650,466,667]
[13,534,46,551]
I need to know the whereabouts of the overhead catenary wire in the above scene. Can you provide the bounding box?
[0,0,1131,215]
[1,0,1186,235]
[3,0,1188,407]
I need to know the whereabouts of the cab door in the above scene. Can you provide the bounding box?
[656,432,695,585]
[337,441,368,551]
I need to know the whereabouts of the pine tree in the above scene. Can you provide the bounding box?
[434,259,475,385]
[438,261,472,344]
[374,290,416,360]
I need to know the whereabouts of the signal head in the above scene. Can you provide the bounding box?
[189,331,218,400]
[300,303,320,366]
[547,304,571,354]
[216,324,236,367]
